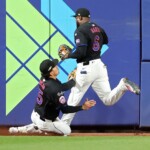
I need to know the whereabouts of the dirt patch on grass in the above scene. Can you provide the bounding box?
[1,126,150,136]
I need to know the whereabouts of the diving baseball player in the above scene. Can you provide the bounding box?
[9,59,96,135]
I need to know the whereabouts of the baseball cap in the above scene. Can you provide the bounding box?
[40,59,58,75]
[72,8,90,18]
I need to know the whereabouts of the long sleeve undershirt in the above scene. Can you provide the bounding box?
[61,105,83,114]
[68,46,87,60]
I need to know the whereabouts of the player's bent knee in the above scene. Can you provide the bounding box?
[103,100,114,106]
[101,96,116,106]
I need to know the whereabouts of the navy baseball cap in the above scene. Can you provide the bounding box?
[40,59,58,75]
[72,8,90,18]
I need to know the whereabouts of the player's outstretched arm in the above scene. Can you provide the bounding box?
[60,98,96,114]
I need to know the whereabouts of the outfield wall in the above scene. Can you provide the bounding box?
[140,0,150,127]
[0,0,149,127]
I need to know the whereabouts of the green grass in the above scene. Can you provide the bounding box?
[0,136,150,150]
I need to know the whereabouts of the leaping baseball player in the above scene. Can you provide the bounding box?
[58,8,140,126]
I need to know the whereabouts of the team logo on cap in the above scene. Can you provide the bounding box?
[48,66,52,71]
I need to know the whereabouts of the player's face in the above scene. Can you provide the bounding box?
[75,16,81,28]
[53,66,59,75]
[50,66,59,77]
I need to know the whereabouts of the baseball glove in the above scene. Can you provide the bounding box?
[68,68,77,80]
[58,44,72,60]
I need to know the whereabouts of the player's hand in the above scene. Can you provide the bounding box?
[68,68,77,81]
[82,98,96,110]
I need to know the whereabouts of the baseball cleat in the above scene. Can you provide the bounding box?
[9,127,18,133]
[123,78,140,95]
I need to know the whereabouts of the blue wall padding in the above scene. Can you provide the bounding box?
[142,0,150,60]
[140,63,150,126]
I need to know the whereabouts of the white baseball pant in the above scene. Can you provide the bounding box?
[10,110,71,135]
[31,110,71,135]
[61,59,127,125]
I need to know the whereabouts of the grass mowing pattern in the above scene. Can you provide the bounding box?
[0,136,150,150]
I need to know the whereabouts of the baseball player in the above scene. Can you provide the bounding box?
[9,59,96,135]
[60,8,140,125]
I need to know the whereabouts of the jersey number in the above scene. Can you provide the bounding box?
[92,35,100,51]
[36,89,43,105]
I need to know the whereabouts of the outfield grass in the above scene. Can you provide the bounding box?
[0,136,150,150]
